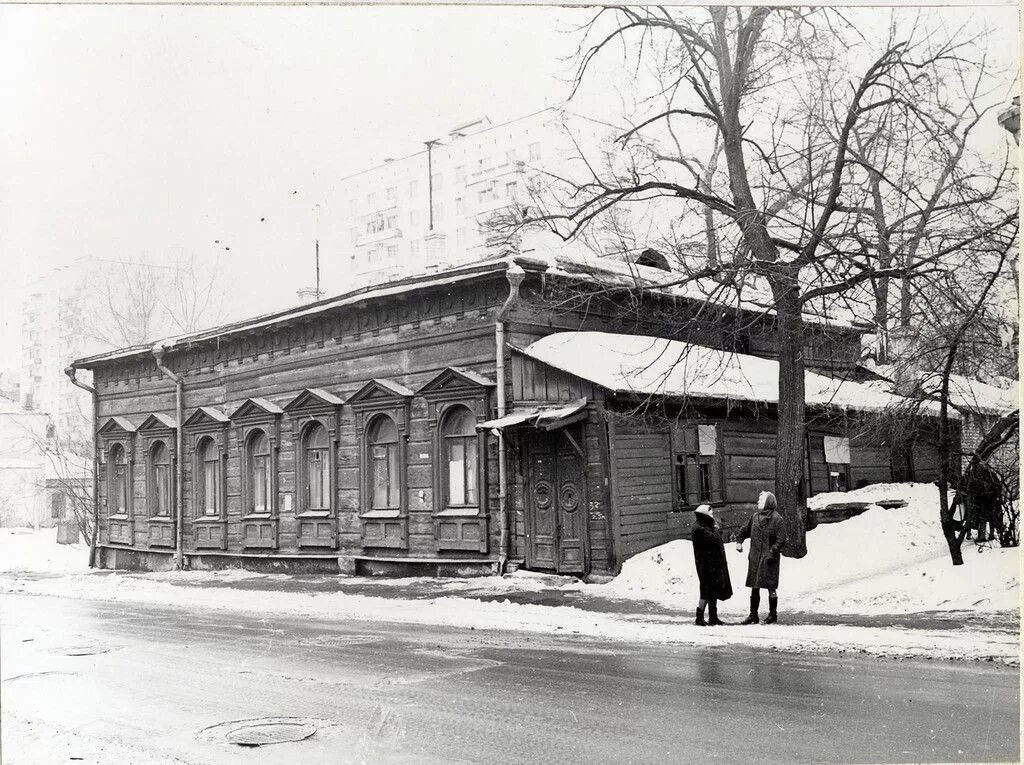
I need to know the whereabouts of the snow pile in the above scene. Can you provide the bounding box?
[0,528,90,574]
[600,483,1020,614]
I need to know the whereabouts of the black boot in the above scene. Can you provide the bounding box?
[740,590,760,625]
[707,600,724,626]
[765,595,778,624]
[695,605,707,626]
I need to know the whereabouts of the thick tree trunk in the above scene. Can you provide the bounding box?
[771,271,808,558]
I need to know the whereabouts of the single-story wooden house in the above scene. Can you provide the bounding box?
[69,253,951,577]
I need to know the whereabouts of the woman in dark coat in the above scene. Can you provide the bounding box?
[735,491,788,624]
[691,504,732,626]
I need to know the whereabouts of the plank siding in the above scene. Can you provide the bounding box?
[89,279,508,566]
[608,417,675,558]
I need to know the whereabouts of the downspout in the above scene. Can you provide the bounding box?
[64,366,99,568]
[495,262,526,574]
[152,344,185,570]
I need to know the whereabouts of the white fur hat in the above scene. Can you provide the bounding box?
[694,504,714,520]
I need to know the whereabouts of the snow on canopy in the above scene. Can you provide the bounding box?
[520,331,947,415]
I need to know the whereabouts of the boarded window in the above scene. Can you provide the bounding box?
[51,492,66,520]
[672,423,724,507]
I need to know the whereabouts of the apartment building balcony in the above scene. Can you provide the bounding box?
[355,227,404,248]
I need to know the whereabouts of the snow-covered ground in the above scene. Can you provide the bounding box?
[602,483,1020,614]
[0,484,1019,664]
[0,527,90,573]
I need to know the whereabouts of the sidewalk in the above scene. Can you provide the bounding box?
[3,567,1018,666]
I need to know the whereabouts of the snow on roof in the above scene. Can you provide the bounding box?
[517,242,866,332]
[72,241,864,373]
[520,331,944,415]
[869,365,1018,417]
[919,372,1018,416]
[71,258,511,369]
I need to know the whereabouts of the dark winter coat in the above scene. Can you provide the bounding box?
[737,507,789,590]
[691,515,733,601]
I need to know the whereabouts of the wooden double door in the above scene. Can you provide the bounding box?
[525,427,586,574]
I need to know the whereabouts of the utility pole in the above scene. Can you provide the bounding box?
[425,139,439,231]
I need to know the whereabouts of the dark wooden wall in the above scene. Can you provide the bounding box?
[91,276,510,562]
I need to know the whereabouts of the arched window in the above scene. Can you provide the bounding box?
[441,406,478,509]
[197,437,221,517]
[368,415,400,510]
[303,423,330,512]
[246,430,272,514]
[149,441,171,517]
[109,443,128,515]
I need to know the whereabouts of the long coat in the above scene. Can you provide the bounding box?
[691,519,733,601]
[737,510,788,590]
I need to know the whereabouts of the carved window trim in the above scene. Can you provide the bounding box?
[146,440,173,518]
[241,427,277,519]
[418,367,493,553]
[349,379,413,550]
[138,414,177,521]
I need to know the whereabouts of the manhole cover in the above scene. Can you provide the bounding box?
[198,717,335,748]
[226,721,316,747]
[60,646,111,657]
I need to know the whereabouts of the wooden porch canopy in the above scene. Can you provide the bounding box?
[478,399,588,433]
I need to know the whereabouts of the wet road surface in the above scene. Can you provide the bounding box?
[1,592,1018,764]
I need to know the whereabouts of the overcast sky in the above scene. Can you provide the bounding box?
[0,4,1017,373]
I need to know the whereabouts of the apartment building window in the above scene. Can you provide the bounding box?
[386,245,398,260]
[432,202,444,223]
[456,228,466,248]
[478,184,494,205]
[476,157,491,174]
[455,165,466,183]
[503,149,516,166]
[455,197,465,215]
[505,181,517,198]
[350,228,359,245]
[410,209,421,227]
[431,173,443,191]
[410,240,421,259]
[385,214,397,229]
[528,142,541,161]
[367,217,386,234]
[409,179,420,196]
[386,186,397,202]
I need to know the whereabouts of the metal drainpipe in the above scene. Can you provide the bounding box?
[495,262,526,574]
[64,366,100,568]
[152,345,185,570]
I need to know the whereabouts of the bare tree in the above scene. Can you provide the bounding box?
[509,7,1017,556]
[80,254,225,351]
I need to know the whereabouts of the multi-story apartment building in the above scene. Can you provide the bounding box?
[325,109,616,287]
[20,262,95,441]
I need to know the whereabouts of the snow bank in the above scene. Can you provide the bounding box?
[600,483,1020,613]
[0,528,90,574]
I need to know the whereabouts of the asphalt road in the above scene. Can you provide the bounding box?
[1,593,1018,764]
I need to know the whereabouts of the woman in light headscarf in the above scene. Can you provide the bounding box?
[735,491,788,624]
